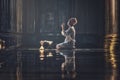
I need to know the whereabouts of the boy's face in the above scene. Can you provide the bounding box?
[67,18,77,27]
[67,19,74,27]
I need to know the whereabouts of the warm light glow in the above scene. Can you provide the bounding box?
[40,45,44,50]
[109,34,117,51]
[0,44,2,50]
[105,34,118,80]
[109,34,117,69]
[106,34,117,38]
[47,52,53,57]
[109,51,117,69]
[39,49,45,60]
[40,55,44,60]
[45,40,53,45]
[105,34,117,69]
[39,40,53,50]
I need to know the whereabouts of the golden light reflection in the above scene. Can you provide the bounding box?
[105,34,117,51]
[47,52,53,57]
[0,39,5,50]
[39,49,45,60]
[39,49,53,60]
[109,34,117,51]
[105,34,118,80]
[105,52,117,80]
[0,44,2,50]
[109,34,117,69]
[109,51,117,69]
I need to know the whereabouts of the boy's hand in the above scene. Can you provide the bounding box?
[61,23,65,30]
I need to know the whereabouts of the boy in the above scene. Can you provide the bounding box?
[56,18,77,49]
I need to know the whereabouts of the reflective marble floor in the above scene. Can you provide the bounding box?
[0,48,120,80]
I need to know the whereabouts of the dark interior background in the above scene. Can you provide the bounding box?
[0,0,105,48]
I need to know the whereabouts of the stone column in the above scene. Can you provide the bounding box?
[105,0,118,35]
[16,0,23,46]
[105,0,118,50]
[10,0,16,32]
[16,51,22,80]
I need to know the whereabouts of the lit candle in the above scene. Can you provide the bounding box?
[0,44,2,49]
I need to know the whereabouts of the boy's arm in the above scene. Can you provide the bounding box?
[61,23,66,36]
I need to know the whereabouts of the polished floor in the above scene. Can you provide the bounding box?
[0,48,120,80]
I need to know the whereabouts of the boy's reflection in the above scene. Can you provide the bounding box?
[105,50,118,80]
[56,50,76,79]
[39,49,76,79]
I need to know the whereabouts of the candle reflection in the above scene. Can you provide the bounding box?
[39,49,45,60]
[47,52,53,57]
[0,39,5,50]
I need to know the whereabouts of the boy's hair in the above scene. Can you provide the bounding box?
[68,18,77,26]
